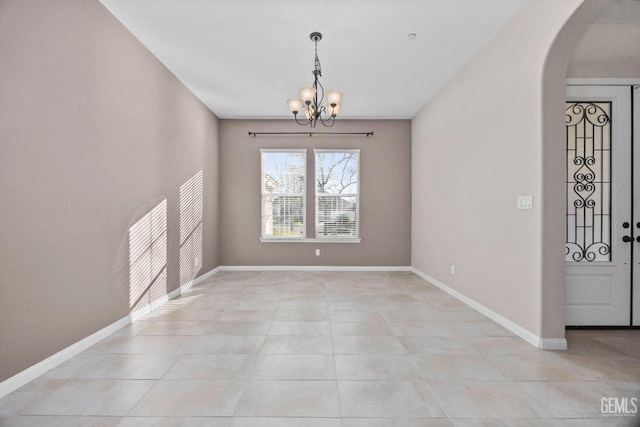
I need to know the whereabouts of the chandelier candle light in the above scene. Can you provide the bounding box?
[287,32,342,128]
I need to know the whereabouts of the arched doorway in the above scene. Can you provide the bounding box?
[542,0,640,334]
[564,2,640,326]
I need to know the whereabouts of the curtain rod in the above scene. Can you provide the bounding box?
[248,131,373,137]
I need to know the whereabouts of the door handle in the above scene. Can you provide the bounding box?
[624,222,630,228]
[623,236,633,243]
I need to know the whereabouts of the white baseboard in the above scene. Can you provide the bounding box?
[539,338,568,350]
[218,265,412,272]
[411,268,567,351]
[180,266,221,293]
[0,267,223,400]
[0,315,131,400]
[130,287,182,322]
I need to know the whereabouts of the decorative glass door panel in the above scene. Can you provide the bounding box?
[565,102,611,262]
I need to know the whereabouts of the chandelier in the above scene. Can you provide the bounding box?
[287,32,342,128]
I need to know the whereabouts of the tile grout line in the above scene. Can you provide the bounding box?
[325,278,344,420]
[372,278,454,422]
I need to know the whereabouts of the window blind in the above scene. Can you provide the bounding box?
[314,149,360,240]
[261,149,307,239]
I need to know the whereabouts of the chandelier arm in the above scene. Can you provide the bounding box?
[315,78,325,111]
[293,114,312,127]
[319,114,336,128]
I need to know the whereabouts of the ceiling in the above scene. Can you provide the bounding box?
[99,0,530,120]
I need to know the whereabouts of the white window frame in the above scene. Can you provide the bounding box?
[260,149,307,241]
[314,149,360,242]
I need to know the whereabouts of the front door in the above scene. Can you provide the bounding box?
[565,85,636,326]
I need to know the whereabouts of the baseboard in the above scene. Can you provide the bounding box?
[0,266,224,400]
[130,287,182,322]
[180,266,222,293]
[539,338,568,350]
[0,315,131,400]
[411,268,567,351]
[133,267,224,321]
[218,265,413,272]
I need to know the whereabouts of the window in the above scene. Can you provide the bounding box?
[315,149,360,240]
[261,149,306,240]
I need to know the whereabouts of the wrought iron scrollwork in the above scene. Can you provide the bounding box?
[565,102,611,262]
[573,155,596,209]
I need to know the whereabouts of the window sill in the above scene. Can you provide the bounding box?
[260,238,361,243]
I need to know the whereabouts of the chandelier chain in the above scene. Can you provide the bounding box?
[314,39,322,77]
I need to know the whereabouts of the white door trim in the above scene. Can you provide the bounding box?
[567,78,640,86]
[633,85,640,326]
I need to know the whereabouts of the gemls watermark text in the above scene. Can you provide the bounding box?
[601,397,639,417]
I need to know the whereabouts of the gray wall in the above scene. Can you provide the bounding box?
[0,0,220,382]
[567,22,640,78]
[219,120,411,266]
[412,0,605,342]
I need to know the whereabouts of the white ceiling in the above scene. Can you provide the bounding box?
[100,0,528,120]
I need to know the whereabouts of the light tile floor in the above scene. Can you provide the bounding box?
[1,271,639,426]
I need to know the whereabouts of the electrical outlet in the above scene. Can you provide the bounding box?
[450,265,456,275]
[315,249,320,256]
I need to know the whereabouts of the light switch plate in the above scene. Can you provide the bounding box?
[517,196,533,210]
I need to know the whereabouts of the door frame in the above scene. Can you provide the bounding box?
[565,78,640,328]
